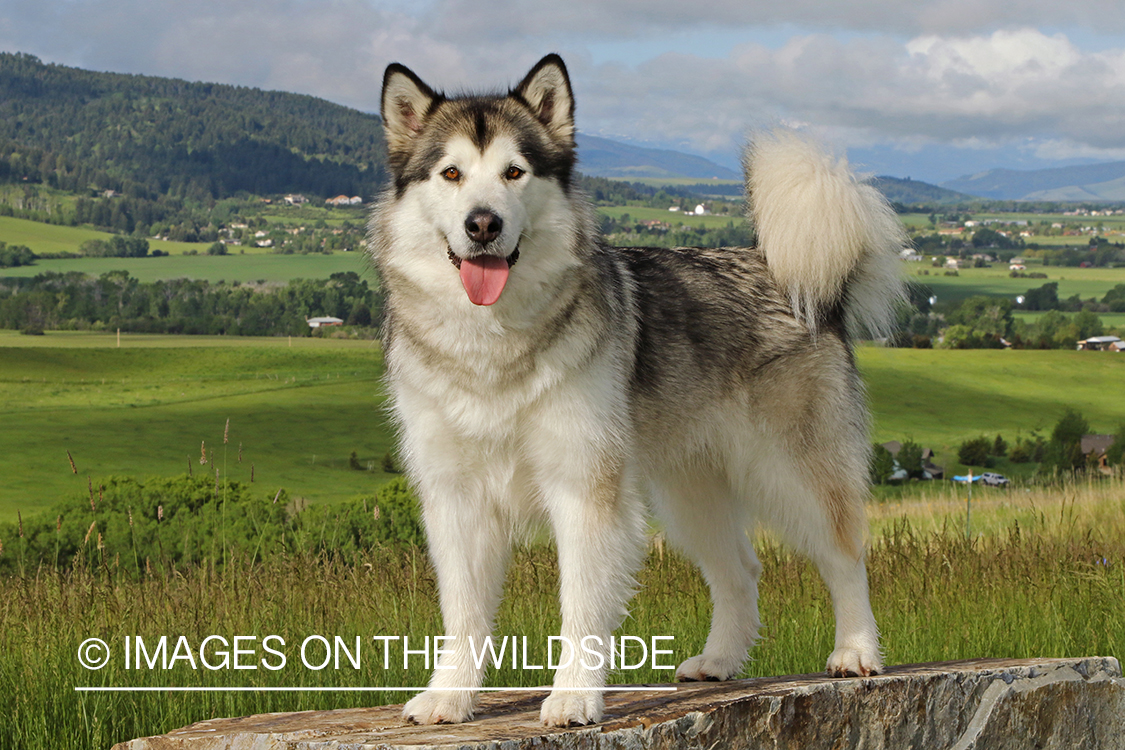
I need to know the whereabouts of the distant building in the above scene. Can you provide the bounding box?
[1076,336,1123,351]
[307,316,344,329]
[284,194,308,205]
[326,195,363,206]
[1082,434,1116,474]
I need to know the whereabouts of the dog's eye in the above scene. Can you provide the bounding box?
[441,166,461,182]
[504,165,525,181]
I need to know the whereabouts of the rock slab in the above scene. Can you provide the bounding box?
[114,656,1125,750]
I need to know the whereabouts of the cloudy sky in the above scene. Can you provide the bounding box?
[3,0,1125,182]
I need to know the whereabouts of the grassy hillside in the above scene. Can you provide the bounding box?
[0,333,396,522]
[859,347,1125,479]
[3,335,1122,523]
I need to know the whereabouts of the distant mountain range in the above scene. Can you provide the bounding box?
[941,162,1125,201]
[5,51,1124,210]
[574,134,740,180]
[867,176,974,205]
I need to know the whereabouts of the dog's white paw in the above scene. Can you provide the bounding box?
[675,653,743,682]
[826,645,882,677]
[539,689,603,727]
[402,690,474,724]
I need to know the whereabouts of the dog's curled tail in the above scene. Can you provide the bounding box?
[744,130,907,339]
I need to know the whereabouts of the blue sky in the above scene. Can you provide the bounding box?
[3,0,1125,183]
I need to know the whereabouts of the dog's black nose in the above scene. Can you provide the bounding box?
[464,210,503,245]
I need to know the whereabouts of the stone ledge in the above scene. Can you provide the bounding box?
[114,657,1125,750]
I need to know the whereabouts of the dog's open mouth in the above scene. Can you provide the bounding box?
[448,246,520,306]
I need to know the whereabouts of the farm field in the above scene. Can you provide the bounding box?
[859,347,1125,450]
[0,215,214,256]
[0,332,397,523]
[2,334,1123,524]
[1013,310,1125,328]
[905,263,1125,306]
[0,247,370,283]
[595,204,744,229]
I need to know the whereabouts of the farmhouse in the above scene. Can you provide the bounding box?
[1081,434,1116,474]
[880,441,944,480]
[306,316,344,329]
[1076,335,1123,351]
[326,195,363,206]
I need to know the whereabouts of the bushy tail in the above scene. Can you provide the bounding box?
[744,130,906,339]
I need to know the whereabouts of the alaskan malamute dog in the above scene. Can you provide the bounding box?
[369,54,904,727]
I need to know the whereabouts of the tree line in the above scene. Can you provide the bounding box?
[894,282,1125,349]
[0,271,382,336]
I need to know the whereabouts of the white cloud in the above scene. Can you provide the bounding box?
[573,29,1125,162]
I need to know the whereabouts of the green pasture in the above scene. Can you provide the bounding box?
[905,263,1125,306]
[0,332,396,523]
[3,336,1124,524]
[625,177,742,188]
[972,211,1125,231]
[859,347,1125,462]
[1,249,370,283]
[0,216,214,256]
[1012,310,1125,328]
[596,205,744,229]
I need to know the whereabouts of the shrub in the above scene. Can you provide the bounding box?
[898,440,924,479]
[958,437,993,468]
[991,434,1008,457]
[870,443,895,485]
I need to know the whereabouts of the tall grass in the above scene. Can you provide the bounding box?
[2,482,1122,749]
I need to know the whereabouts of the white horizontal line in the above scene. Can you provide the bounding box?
[74,686,678,693]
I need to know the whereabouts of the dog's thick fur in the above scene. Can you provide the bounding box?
[368,54,905,728]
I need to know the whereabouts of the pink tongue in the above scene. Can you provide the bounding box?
[459,255,510,306]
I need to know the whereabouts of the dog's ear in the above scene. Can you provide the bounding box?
[513,54,575,143]
[381,63,439,153]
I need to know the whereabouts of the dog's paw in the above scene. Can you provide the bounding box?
[826,646,882,678]
[403,690,474,724]
[539,689,603,727]
[675,653,743,682]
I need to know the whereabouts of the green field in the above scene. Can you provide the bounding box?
[0,332,397,523]
[3,335,1124,524]
[2,483,1121,749]
[860,346,1125,449]
[1,247,370,283]
[0,216,215,256]
[596,205,744,229]
[907,263,1125,306]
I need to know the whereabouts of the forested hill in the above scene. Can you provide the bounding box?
[0,52,387,202]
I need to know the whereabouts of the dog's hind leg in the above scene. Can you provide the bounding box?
[758,460,883,678]
[802,482,882,677]
[655,471,762,682]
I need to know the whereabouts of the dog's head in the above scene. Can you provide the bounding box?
[378,55,577,306]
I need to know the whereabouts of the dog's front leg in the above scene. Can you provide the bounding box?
[537,463,646,727]
[402,483,510,724]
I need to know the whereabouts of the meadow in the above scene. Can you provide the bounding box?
[3,334,1124,526]
[0,216,215,256]
[0,332,398,523]
[1,332,1124,749]
[905,262,1125,306]
[0,480,1120,749]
